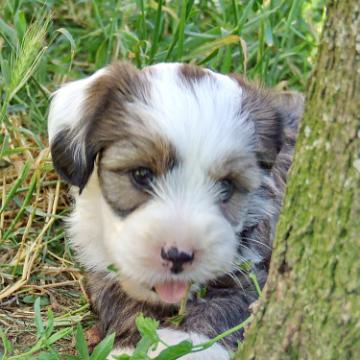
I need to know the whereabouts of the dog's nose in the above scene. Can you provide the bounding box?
[161,247,194,274]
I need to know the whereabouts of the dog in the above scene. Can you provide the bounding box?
[48,62,303,359]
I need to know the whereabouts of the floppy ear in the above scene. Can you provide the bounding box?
[231,75,304,169]
[48,62,142,192]
[48,69,106,191]
[272,91,304,131]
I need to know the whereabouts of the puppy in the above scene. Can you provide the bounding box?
[48,62,303,359]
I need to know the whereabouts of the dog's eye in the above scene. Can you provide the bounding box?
[218,179,234,203]
[131,167,154,189]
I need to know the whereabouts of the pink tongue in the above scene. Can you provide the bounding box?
[154,281,188,304]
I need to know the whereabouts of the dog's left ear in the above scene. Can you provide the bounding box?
[272,90,304,131]
[231,75,304,169]
[48,62,143,192]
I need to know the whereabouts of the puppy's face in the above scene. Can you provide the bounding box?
[48,63,302,304]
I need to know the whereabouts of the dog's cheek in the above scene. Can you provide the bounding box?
[97,191,239,285]
[68,173,115,272]
[99,168,149,216]
[99,196,134,261]
[99,199,163,279]
[220,193,250,230]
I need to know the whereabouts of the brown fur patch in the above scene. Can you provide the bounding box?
[99,135,175,176]
[98,134,176,215]
[208,153,261,225]
[209,154,260,193]
[178,63,209,87]
[87,64,177,214]
[84,62,150,147]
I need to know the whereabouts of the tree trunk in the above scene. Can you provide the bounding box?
[237,1,360,358]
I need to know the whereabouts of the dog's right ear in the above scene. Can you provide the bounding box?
[48,63,142,192]
[48,69,108,191]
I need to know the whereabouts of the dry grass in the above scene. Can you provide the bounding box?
[0,115,92,355]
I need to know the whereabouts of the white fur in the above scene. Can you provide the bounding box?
[108,328,229,360]
[50,63,265,304]
[48,69,108,165]
[67,173,109,271]
[69,169,238,303]
[145,63,254,172]
[48,68,107,141]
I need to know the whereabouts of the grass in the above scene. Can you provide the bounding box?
[0,0,325,358]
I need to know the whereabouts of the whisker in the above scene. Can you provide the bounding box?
[225,269,246,292]
[237,243,265,261]
[233,252,251,263]
[240,236,272,250]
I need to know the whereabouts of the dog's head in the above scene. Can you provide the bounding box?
[48,62,303,304]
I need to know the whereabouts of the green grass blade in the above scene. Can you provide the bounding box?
[176,0,187,59]
[34,297,45,337]
[89,332,115,360]
[75,323,90,360]
[0,329,13,355]
[0,160,31,213]
[149,0,164,64]
[2,167,38,240]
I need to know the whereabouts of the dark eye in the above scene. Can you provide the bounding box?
[218,178,234,203]
[131,167,154,189]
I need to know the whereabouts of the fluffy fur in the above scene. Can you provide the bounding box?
[48,62,303,358]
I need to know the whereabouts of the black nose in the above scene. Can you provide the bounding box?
[161,247,194,274]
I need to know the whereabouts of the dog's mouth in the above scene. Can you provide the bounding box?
[153,280,189,304]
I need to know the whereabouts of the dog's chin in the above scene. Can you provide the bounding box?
[118,275,163,304]
[114,272,189,305]
[118,275,200,305]
[116,264,232,305]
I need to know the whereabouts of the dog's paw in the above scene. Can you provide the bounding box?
[149,327,230,360]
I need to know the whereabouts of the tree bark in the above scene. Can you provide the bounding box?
[237,1,360,358]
